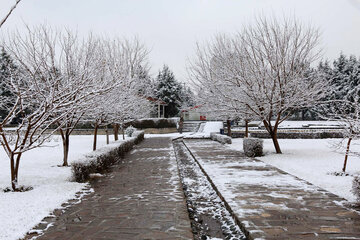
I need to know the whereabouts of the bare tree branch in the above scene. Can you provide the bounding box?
[0,0,22,29]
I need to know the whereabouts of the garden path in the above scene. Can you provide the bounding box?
[31,137,192,240]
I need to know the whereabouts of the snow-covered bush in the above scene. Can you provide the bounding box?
[210,133,232,144]
[352,176,360,202]
[243,138,263,157]
[125,126,136,137]
[72,131,144,182]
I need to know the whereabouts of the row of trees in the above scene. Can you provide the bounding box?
[189,16,326,154]
[0,26,153,191]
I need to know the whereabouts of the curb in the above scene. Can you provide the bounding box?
[181,139,253,240]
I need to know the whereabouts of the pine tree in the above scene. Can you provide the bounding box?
[317,54,360,118]
[0,47,17,122]
[155,65,183,117]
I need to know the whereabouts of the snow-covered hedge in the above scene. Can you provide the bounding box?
[243,138,263,157]
[210,132,232,144]
[72,131,144,182]
[249,131,343,139]
[131,118,176,128]
[352,176,360,202]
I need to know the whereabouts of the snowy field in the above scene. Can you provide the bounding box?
[0,135,118,240]
[229,138,360,202]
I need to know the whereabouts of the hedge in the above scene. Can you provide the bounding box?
[241,131,344,139]
[71,131,144,182]
[130,118,176,129]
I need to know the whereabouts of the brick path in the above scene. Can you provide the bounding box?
[184,139,360,240]
[35,137,192,240]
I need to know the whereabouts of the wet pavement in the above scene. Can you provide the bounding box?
[184,139,360,240]
[31,137,192,240]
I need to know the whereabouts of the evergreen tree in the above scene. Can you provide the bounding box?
[0,47,17,122]
[317,54,360,118]
[330,54,360,101]
[155,65,183,117]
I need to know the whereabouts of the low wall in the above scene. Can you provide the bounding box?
[231,130,344,139]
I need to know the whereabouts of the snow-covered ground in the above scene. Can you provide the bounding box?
[0,135,119,240]
[228,138,360,202]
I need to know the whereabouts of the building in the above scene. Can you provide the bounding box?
[146,97,167,118]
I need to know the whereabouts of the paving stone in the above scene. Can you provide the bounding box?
[184,139,360,240]
[25,137,192,240]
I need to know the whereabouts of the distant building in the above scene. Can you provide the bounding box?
[146,97,167,118]
[181,105,208,121]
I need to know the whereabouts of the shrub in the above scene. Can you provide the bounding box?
[210,133,232,144]
[243,138,263,157]
[352,176,360,202]
[125,126,136,137]
[72,130,144,182]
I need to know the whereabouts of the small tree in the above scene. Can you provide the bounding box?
[54,32,110,166]
[1,25,89,190]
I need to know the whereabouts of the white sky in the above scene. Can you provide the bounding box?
[1,0,360,82]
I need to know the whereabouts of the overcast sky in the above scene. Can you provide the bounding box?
[1,0,360,82]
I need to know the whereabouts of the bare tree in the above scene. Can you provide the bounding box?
[0,0,22,29]
[86,37,151,150]
[321,87,360,172]
[190,16,325,153]
[0,25,91,190]
[54,31,113,166]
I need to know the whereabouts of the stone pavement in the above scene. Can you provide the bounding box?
[34,137,192,240]
[183,139,360,240]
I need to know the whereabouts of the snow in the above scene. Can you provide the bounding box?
[228,138,360,202]
[185,121,223,138]
[202,121,223,133]
[0,135,120,240]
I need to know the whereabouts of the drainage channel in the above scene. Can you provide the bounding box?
[173,139,247,240]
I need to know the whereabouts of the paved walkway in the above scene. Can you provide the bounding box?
[184,139,360,240]
[35,137,192,240]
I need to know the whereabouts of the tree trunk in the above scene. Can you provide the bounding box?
[9,152,22,191]
[10,154,17,191]
[270,131,282,154]
[113,124,119,141]
[122,125,125,140]
[343,137,352,172]
[227,119,231,137]
[245,119,249,138]
[62,133,70,166]
[93,123,98,151]
[105,126,109,145]
[263,120,282,154]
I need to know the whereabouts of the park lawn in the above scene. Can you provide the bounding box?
[0,134,120,240]
[229,138,360,202]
